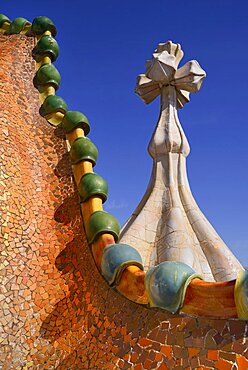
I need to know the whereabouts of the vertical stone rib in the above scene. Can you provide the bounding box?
[178,156,243,281]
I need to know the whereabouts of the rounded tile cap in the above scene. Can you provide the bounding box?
[235,269,248,320]
[62,111,90,136]
[8,17,31,34]
[34,64,61,92]
[31,16,57,37]
[101,243,143,285]
[32,35,59,62]
[79,172,108,203]
[40,95,68,117]
[145,261,201,313]
[0,14,11,28]
[69,137,98,166]
[86,211,120,244]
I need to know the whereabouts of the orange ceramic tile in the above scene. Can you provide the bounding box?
[207,350,219,361]
[215,358,233,370]
[160,345,173,358]
[138,338,153,348]
[236,354,248,369]
[188,347,201,357]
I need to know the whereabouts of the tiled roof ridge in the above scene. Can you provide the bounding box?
[0,14,148,305]
[1,14,247,320]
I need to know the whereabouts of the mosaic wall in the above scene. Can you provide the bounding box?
[0,34,248,370]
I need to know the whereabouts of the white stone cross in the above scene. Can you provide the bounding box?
[136,41,205,109]
[120,41,243,282]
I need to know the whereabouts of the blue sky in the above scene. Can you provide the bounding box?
[2,1,248,265]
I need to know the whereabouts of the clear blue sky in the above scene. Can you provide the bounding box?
[2,1,248,265]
